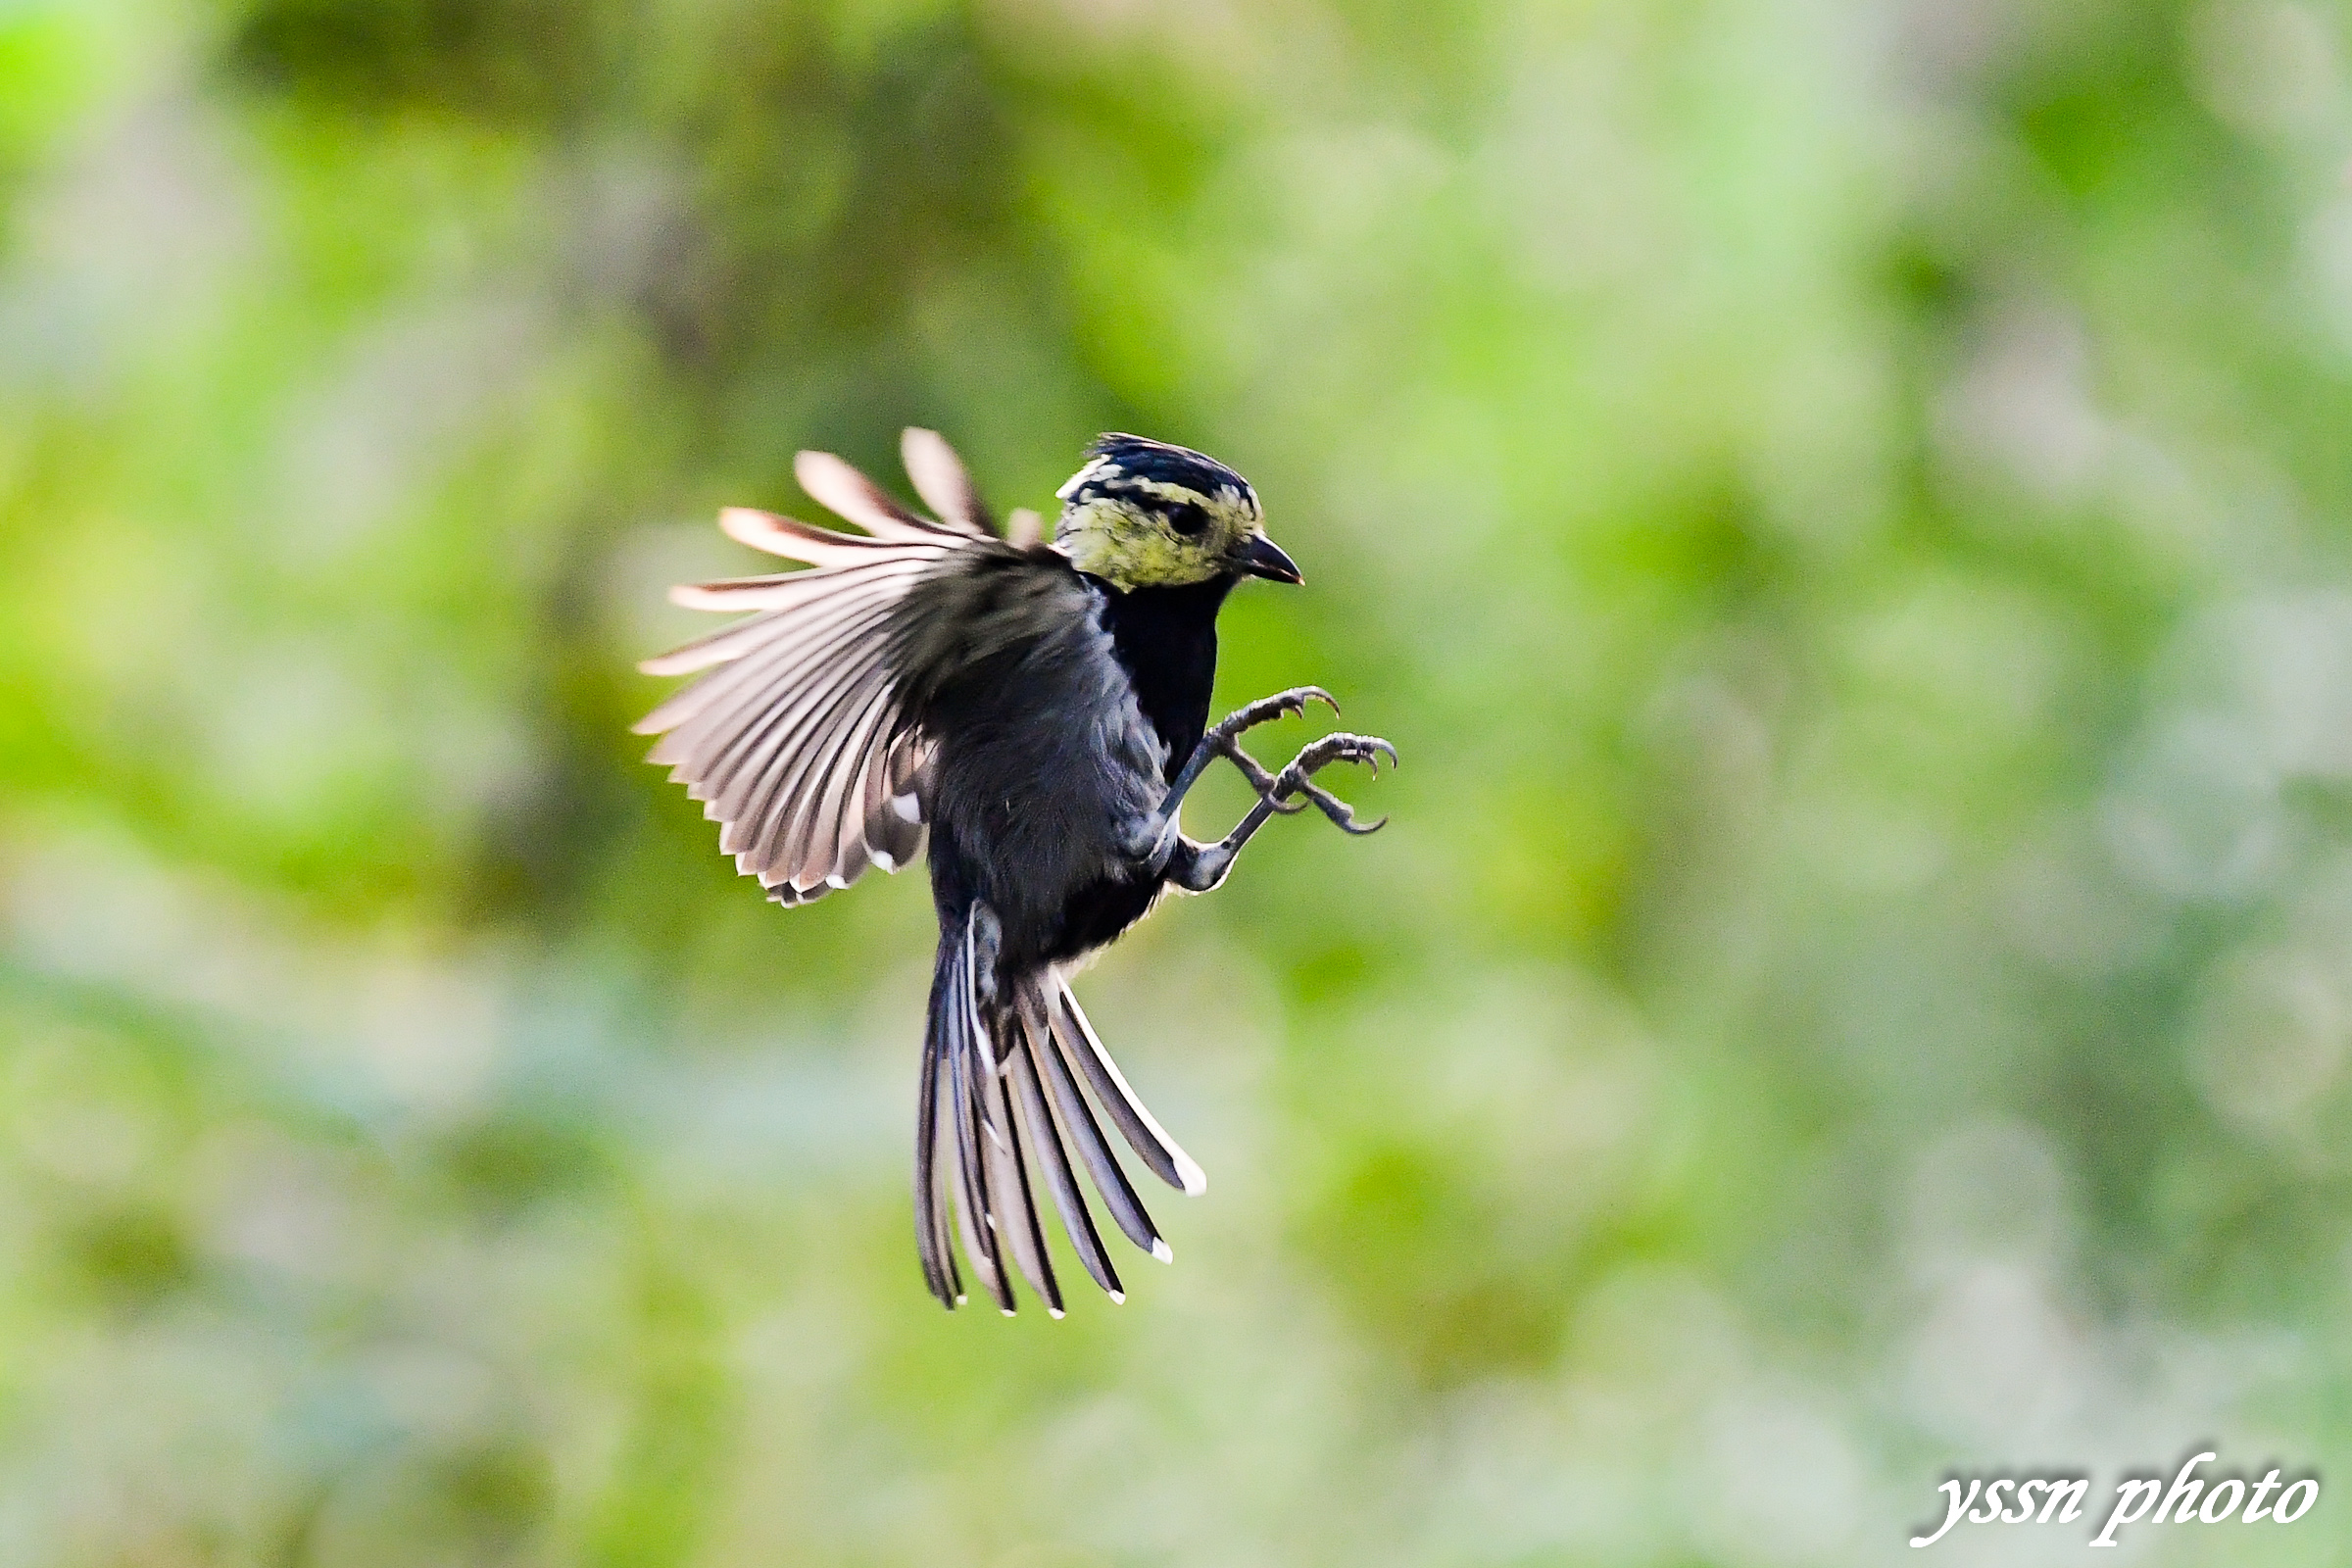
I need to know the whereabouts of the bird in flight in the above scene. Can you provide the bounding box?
[637,430,1393,1313]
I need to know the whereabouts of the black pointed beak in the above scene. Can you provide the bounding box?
[1239,533,1303,585]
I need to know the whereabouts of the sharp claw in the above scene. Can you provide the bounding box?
[1291,776,1374,831]
[1216,687,1345,744]
[1265,731,1397,836]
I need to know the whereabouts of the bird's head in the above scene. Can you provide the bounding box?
[1053,434,1300,592]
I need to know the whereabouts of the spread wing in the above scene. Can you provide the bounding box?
[634,428,998,906]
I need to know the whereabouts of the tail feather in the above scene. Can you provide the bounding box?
[986,1065,1064,1316]
[953,1024,1012,1312]
[946,925,1012,1312]
[1008,998,1123,1300]
[916,906,1201,1311]
[913,976,961,1307]
[1027,983,1168,1261]
[1052,978,1208,1197]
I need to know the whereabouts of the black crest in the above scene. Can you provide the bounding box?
[1067,433,1257,514]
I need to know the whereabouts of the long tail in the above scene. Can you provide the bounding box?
[916,903,1204,1312]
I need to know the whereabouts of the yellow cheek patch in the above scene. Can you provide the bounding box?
[1056,499,1226,591]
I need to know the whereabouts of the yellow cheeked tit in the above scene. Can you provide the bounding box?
[637,430,1392,1313]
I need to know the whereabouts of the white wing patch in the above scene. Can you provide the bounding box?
[635,430,994,906]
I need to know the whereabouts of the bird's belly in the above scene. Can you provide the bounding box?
[928,722,1165,967]
[929,808,1162,972]
[1041,871,1167,966]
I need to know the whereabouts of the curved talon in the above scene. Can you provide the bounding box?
[1265,687,1336,722]
[1261,685,1338,722]
[1151,691,1350,867]
[1169,722,1395,892]
[1209,686,1341,746]
[1293,777,1387,834]
[1269,731,1397,834]
[1280,732,1395,777]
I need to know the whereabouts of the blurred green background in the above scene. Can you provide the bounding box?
[3,0,2349,1562]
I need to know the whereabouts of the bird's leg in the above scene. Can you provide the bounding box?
[969,905,1002,1008]
[1122,687,1339,862]
[1163,732,1396,893]
[1173,686,1341,815]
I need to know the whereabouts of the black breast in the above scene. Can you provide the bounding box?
[897,551,1240,971]
[1036,573,1235,963]
[1092,574,1233,784]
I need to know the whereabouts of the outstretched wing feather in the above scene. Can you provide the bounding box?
[637,436,1010,903]
[795,451,973,544]
[760,659,900,893]
[901,427,996,537]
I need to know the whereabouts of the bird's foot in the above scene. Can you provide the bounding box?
[1206,687,1339,814]
[1211,735,1305,813]
[1161,730,1396,894]
[1273,733,1397,835]
[1212,685,1341,740]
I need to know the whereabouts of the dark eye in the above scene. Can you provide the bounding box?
[1164,501,1209,536]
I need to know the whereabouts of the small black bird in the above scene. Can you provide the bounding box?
[637,430,1393,1313]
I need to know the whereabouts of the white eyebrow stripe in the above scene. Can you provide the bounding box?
[1055,457,1116,500]
[1114,476,1216,507]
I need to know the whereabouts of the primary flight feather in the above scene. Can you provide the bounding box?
[639,430,1394,1313]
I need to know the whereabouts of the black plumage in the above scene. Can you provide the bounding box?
[638,430,1393,1312]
